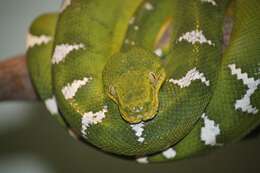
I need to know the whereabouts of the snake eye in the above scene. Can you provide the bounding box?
[149,72,158,86]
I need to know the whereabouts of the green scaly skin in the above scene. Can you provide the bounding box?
[26,13,66,127]
[26,0,260,163]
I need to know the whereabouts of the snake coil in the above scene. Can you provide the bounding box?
[26,0,260,163]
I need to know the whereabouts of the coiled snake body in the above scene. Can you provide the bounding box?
[26,0,260,163]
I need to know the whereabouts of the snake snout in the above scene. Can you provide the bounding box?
[119,103,158,123]
[132,106,144,113]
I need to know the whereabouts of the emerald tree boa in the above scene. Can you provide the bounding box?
[26,0,260,163]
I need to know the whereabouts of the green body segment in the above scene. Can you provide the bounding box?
[26,13,66,127]
[149,0,260,163]
[122,0,176,53]
[27,13,57,100]
[122,0,230,156]
[26,0,260,163]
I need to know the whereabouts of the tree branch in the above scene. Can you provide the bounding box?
[0,55,37,101]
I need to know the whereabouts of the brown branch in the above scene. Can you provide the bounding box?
[0,55,37,101]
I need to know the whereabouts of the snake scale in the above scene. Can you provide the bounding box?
[26,0,260,163]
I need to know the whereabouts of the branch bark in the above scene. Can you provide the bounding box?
[0,55,37,101]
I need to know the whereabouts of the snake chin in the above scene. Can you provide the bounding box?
[117,97,160,124]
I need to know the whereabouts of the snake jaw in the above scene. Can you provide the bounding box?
[118,101,159,124]
[116,71,165,124]
[107,82,162,124]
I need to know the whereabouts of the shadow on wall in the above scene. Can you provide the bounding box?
[0,102,260,173]
[0,0,62,58]
[0,154,55,173]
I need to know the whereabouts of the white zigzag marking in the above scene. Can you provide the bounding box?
[131,122,145,143]
[44,96,58,115]
[178,30,214,46]
[169,68,210,88]
[134,25,139,31]
[201,0,217,6]
[162,148,176,159]
[201,113,220,146]
[129,17,135,25]
[136,157,149,164]
[144,2,154,11]
[62,77,92,100]
[228,64,260,114]
[154,48,163,57]
[52,43,85,64]
[81,106,108,136]
[60,0,71,12]
[26,33,52,49]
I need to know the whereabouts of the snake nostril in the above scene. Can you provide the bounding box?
[132,106,144,113]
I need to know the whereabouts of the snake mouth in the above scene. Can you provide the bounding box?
[112,70,165,124]
[118,94,160,124]
[119,107,158,124]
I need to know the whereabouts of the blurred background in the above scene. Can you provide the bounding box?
[0,1,260,173]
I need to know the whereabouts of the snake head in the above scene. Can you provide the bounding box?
[103,48,166,123]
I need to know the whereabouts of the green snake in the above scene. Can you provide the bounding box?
[26,0,260,163]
